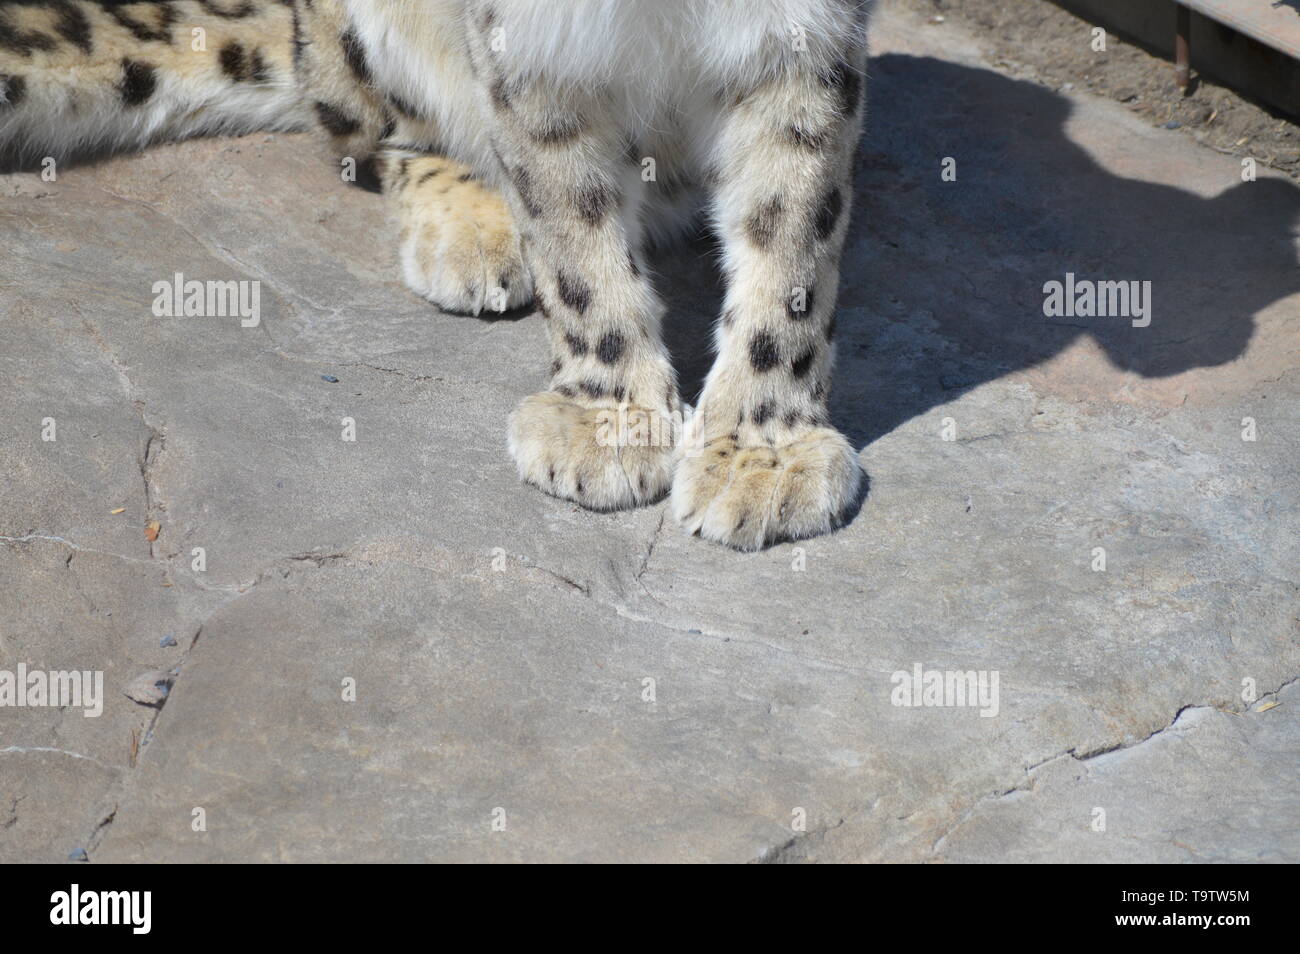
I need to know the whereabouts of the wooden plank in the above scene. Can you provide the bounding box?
[1179,0,1300,59]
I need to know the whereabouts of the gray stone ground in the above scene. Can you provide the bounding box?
[1,3,1297,863]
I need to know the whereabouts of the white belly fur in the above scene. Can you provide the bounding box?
[344,0,868,166]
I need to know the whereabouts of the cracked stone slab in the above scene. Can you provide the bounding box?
[932,682,1300,863]
[0,539,215,863]
[90,560,901,862]
[2,0,1298,862]
[0,749,120,864]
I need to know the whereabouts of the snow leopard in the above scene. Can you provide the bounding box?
[0,0,870,550]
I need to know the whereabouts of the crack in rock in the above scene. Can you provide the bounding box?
[635,512,666,585]
[518,560,591,596]
[74,307,171,559]
[286,550,352,569]
[928,676,1300,857]
[2,794,23,830]
[139,421,166,559]
[752,817,845,864]
[341,362,438,383]
[0,746,118,770]
[0,534,154,566]
[84,802,118,857]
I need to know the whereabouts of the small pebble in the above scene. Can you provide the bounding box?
[123,669,174,706]
[160,633,177,647]
[1163,120,1181,130]
[321,374,340,383]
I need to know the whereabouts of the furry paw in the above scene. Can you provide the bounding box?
[671,428,861,550]
[390,156,532,314]
[508,392,676,511]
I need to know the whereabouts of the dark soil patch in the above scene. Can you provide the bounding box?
[894,0,1300,178]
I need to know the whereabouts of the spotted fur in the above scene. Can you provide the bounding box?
[0,0,872,550]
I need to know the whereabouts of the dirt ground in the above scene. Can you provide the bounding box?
[899,0,1300,178]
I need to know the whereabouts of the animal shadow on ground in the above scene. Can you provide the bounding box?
[657,53,1300,473]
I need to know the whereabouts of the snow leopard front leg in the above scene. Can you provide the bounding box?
[377,142,532,315]
[467,24,679,510]
[298,0,530,314]
[672,50,867,550]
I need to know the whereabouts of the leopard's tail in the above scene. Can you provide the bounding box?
[0,0,312,168]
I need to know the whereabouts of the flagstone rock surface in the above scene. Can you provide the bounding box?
[1,2,1296,863]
